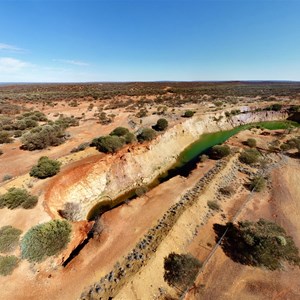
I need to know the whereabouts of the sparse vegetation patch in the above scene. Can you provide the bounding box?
[0,188,38,209]
[0,255,19,276]
[0,226,22,253]
[214,219,300,270]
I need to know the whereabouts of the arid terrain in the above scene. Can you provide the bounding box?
[0,82,300,300]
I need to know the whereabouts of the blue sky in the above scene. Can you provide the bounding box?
[0,0,299,82]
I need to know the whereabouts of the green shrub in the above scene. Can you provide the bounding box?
[21,124,66,150]
[110,127,130,137]
[0,131,12,144]
[219,186,234,196]
[92,135,124,153]
[249,176,266,192]
[135,108,147,118]
[207,200,220,211]
[210,145,231,159]
[0,255,19,276]
[280,143,291,151]
[239,149,260,165]
[164,253,202,289]
[109,127,136,144]
[20,111,47,122]
[98,111,113,125]
[267,103,282,111]
[21,219,72,262]
[217,219,300,270]
[137,128,157,142]
[53,116,79,128]
[122,132,136,144]
[30,156,61,179]
[154,118,168,131]
[182,110,195,118]
[14,118,38,130]
[0,188,38,209]
[0,226,22,253]
[13,130,23,138]
[245,138,257,148]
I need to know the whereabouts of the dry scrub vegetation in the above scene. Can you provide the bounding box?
[0,82,299,300]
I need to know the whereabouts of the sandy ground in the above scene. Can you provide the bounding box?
[0,157,215,300]
[1,100,300,300]
[114,155,240,300]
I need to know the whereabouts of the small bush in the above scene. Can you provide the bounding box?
[137,128,157,142]
[2,174,12,182]
[200,154,209,163]
[58,202,80,221]
[109,127,136,144]
[0,188,38,209]
[0,255,19,276]
[135,108,147,118]
[0,131,12,144]
[122,132,136,144]
[182,110,195,118]
[135,185,149,197]
[153,118,168,131]
[239,149,260,165]
[30,156,61,179]
[70,142,89,153]
[98,112,113,125]
[164,253,202,289]
[219,186,234,196]
[21,124,66,150]
[207,200,220,211]
[92,135,124,153]
[14,118,38,130]
[53,116,79,128]
[267,103,282,111]
[20,111,47,122]
[210,145,231,159]
[0,226,22,253]
[249,176,266,192]
[110,127,130,137]
[245,138,257,148]
[21,219,72,262]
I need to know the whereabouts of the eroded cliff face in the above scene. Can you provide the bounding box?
[44,110,287,221]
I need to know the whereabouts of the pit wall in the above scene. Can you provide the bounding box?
[45,110,287,221]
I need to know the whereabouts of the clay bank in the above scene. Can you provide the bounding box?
[44,109,288,221]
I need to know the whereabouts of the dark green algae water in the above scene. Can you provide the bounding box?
[87,120,298,220]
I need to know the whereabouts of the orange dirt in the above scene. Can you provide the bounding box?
[186,160,300,300]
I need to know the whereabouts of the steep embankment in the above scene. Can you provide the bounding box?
[44,110,287,221]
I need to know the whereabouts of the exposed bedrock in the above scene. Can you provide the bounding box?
[44,110,287,221]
